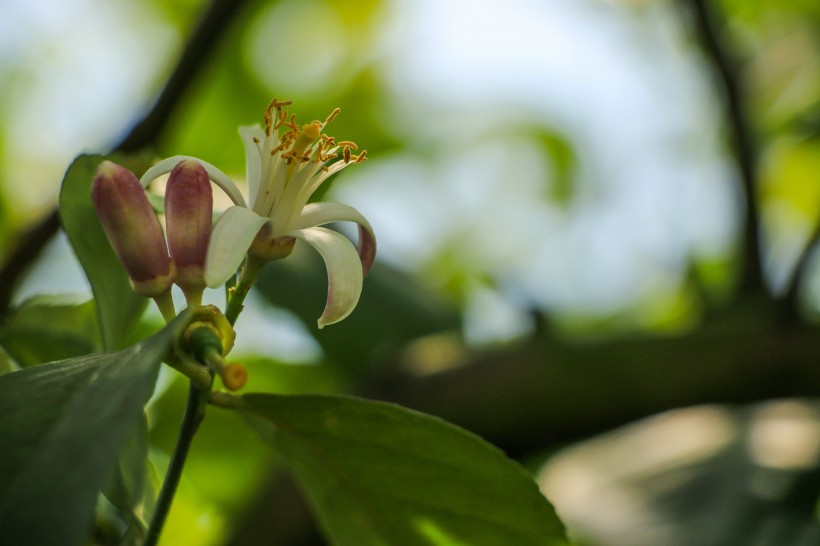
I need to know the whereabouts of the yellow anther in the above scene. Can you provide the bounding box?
[286,115,298,131]
[344,146,351,164]
[354,150,368,163]
[337,140,358,150]
[324,107,341,126]
[264,109,274,136]
[275,109,288,129]
[319,150,338,162]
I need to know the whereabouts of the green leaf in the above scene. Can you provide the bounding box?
[0,313,188,546]
[0,345,17,375]
[530,128,577,206]
[232,393,567,546]
[59,153,153,350]
[0,295,100,366]
[102,411,150,540]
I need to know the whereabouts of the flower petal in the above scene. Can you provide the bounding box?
[204,206,268,288]
[295,202,377,275]
[288,226,364,328]
[238,125,265,206]
[140,155,247,208]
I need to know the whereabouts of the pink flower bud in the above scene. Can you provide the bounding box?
[165,160,213,305]
[92,160,175,298]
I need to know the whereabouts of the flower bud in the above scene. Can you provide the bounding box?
[91,160,175,298]
[165,160,213,305]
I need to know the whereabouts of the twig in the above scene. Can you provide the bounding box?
[780,222,820,322]
[0,210,60,311]
[118,0,246,153]
[0,0,248,313]
[683,0,764,298]
[143,381,211,546]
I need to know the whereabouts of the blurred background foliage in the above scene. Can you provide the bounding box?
[0,0,819,544]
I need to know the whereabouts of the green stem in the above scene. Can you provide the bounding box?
[143,379,211,546]
[153,290,176,323]
[224,255,264,325]
[209,390,248,409]
[164,354,212,390]
[183,287,204,308]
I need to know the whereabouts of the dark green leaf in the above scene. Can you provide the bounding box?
[255,249,461,373]
[0,345,16,375]
[0,313,187,546]
[234,393,567,546]
[59,153,153,350]
[0,295,99,366]
[102,411,150,541]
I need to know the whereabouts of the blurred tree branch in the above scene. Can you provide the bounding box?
[782,225,820,323]
[370,308,820,456]
[0,0,249,314]
[682,0,765,300]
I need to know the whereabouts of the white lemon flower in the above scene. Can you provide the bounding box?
[141,99,376,327]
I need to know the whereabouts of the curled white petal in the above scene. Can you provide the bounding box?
[140,155,247,208]
[296,202,377,275]
[288,226,364,328]
[204,206,268,288]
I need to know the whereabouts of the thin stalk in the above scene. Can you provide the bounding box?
[225,256,264,325]
[143,379,211,546]
[164,354,213,389]
[153,291,176,323]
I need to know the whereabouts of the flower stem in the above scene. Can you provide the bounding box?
[153,290,176,323]
[164,354,213,390]
[143,378,212,546]
[224,255,264,325]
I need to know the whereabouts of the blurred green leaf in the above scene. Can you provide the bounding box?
[240,357,350,394]
[255,248,461,373]
[530,128,577,206]
[59,153,153,350]
[0,295,99,366]
[234,393,567,546]
[0,313,186,546]
[0,345,15,375]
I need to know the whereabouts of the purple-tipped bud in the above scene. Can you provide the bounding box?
[92,161,175,297]
[165,160,213,304]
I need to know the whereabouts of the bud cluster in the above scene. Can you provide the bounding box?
[92,159,214,318]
